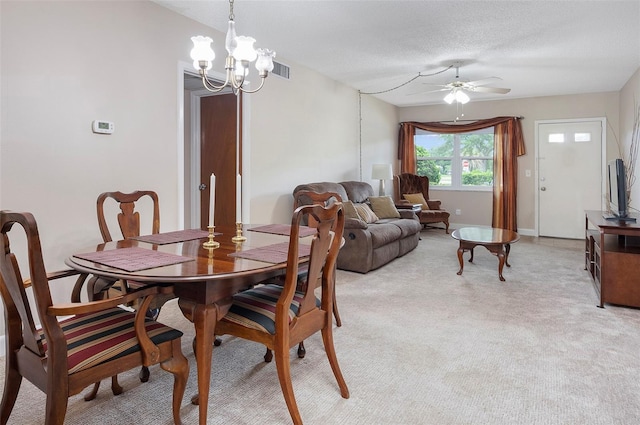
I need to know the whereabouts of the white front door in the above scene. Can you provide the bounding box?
[537,119,604,239]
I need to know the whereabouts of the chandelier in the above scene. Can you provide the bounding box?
[190,0,276,94]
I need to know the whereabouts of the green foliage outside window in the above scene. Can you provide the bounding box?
[415,130,494,188]
[416,146,441,184]
[462,170,493,185]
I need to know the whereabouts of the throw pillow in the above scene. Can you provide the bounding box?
[342,200,360,220]
[368,196,401,219]
[353,203,379,224]
[403,193,430,210]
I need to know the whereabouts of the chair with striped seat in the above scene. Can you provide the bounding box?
[214,202,349,425]
[0,210,189,425]
[88,190,180,387]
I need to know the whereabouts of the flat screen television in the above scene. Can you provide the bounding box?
[607,158,630,219]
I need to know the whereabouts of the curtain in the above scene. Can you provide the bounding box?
[397,117,525,231]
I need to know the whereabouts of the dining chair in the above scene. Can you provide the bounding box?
[214,202,349,425]
[0,210,189,425]
[91,190,178,385]
[219,190,344,361]
[285,190,344,359]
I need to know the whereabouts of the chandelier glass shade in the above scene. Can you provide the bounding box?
[190,0,275,94]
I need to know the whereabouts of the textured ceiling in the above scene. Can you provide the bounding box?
[155,0,640,107]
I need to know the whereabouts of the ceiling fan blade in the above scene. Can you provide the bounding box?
[469,86,511,94]
[407,87,450,96]
[465,77,502,87]
[420,82,450,88]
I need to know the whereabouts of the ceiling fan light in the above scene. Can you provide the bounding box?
[456,91,470,104]
[443,92,455,104]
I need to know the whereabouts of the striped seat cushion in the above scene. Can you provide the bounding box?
[221,284,320,335]
[39,307,182,374]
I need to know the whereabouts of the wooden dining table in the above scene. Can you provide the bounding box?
[65,224,313,425]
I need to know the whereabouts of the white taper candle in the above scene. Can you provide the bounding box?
[236,174,242,223]
[209,173,215,227]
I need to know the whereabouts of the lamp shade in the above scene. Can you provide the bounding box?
[443,91,456,104]
[233,36,258,63]
[255,48,276,73]
[372,164,393,180]
[455,90,470,104]
[190,36,215,70]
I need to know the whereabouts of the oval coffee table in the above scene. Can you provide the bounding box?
[451,227,520,281]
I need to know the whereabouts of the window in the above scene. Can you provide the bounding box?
[415,127,494,190]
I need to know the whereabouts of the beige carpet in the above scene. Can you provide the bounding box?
[3,230,640,424]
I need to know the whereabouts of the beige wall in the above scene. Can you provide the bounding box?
[0,1,395,335]
[398,92,621,233]
[0,1,387,258]
[619,68,640,210]
[0,0,637,337]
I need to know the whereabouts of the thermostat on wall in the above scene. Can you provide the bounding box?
[92,120,114,134]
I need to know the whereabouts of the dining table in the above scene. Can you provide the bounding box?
[65,223,314,425]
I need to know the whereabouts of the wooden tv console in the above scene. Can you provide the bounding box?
[585,210,640,308]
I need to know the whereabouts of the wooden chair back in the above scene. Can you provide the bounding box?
[286,202,344,319]
[0,210,188,425]
[394,173,431,202]
[96,190,160,242]
[293,190,342,228]
[215,202,348,425]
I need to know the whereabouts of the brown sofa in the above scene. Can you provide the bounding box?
[293,181,422,273]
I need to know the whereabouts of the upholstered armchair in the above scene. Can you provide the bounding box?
[394,173,450,233]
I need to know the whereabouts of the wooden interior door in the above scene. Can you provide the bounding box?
[200,93,240,228]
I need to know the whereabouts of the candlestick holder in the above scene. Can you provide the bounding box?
[203,225,220,249]
[231,222,247,242]
[207,245,215,264]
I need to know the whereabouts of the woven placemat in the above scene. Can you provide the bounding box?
[130,229,211,245]
[249,224,316,237]
[229,242,311,264]
[74,247,194,272]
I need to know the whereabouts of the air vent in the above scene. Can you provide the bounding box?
[272,61,290,80]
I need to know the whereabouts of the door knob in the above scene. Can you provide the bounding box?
[540,187,546,191]
[199,183,207,191]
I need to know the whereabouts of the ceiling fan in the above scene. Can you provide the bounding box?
[416,65,511,104]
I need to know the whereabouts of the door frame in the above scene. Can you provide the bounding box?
[177,61,252,229]
[534,117,607,237]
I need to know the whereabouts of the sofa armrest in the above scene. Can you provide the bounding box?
[344,217,368,229]
[427,199,442,210]
[398,210,419,220]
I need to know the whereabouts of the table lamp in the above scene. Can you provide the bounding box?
[371,164,393,196]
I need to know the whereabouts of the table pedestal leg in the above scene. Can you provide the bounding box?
[178,299,218,425]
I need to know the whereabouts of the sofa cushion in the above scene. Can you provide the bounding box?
[340,181,374,203]
[403,192,430,210]
[390,217,422,237]
[293,182,349,202]
[354,203,379,223]
[369,196,401,219]
[367,223,402,248]
[342,200,360,220]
